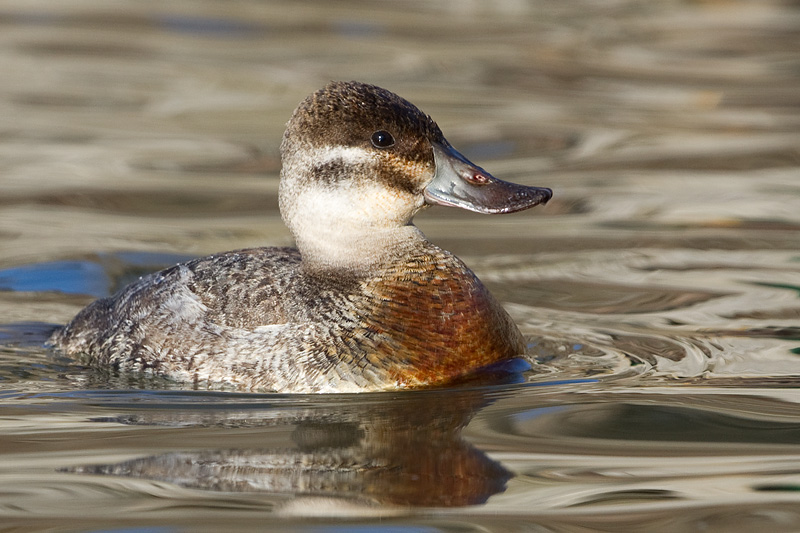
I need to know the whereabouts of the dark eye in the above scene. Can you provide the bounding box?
[371,130,395,148]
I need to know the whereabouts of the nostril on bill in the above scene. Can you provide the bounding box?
[463,171,492,185]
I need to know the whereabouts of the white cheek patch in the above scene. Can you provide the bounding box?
[312,145,375,168]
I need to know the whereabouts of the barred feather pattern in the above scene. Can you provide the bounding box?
[50,243,523,393]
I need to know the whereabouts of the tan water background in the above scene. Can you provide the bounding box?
[1,1,799,531]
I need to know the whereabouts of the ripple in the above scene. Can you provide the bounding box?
[493,279,726,315]
[18,41,155,59]
[2,189,279,217]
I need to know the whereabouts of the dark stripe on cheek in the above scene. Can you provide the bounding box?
[311,159,347,185]
[309,151,426,196]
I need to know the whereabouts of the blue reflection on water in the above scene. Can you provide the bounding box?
[0,251,191,297]
[0,260,109,297]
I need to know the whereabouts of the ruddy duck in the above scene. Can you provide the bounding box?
[49,81,552,393]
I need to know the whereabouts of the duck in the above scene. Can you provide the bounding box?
[49,81,552,393]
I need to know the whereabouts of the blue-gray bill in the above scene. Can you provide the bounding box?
[424,142,553,214]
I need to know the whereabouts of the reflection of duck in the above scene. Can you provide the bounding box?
[49,81,552,393]
[70,389,511,508]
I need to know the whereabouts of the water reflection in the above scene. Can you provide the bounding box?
[69,389,511,508]
[18,384,795,528]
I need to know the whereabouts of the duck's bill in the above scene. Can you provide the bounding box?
[424,142,552,214]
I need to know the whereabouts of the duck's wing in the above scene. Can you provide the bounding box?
[49,247,303,368]
[179,247,302,329]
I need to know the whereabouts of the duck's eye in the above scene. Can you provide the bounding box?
[371,130,395,148]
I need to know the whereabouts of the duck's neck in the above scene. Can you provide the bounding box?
[293,223,426,273]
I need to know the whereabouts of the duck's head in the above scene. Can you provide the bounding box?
[279,81,552,270]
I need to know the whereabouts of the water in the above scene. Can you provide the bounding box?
[1,0,799,531]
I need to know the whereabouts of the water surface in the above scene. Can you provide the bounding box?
[1,1,799,531]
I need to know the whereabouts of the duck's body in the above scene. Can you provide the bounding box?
[50,81,551,393]
[53,237,521,393]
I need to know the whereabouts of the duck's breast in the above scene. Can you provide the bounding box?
[356,248,525,387]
